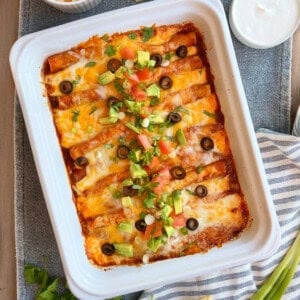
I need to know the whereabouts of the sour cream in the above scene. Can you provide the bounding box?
[229,0,300,49]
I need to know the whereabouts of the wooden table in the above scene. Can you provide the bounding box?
[0,1,299,298]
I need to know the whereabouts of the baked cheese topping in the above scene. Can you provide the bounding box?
[43,23,249,267]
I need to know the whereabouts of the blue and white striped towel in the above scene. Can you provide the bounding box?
[140,129,300,300]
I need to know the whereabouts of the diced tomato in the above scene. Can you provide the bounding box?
[144,222,163,240]
[147,156,160,170]
[132,85,147,101]
[136,68,151,81]
[152,167,170,194]
[120,46,136,60]
[137,134,152,150]
[158,140,172,155]
[127,73,140,84]
[171,213,186,227]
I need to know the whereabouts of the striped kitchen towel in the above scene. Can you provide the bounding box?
[140,129,300,300]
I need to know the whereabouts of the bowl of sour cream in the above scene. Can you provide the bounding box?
[229,0,300,49]
[42,0,102,13]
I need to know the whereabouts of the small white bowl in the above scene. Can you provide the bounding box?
[229,0,300,49]
[42,0,102,14]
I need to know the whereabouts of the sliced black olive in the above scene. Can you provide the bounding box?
[74,156,89,168]
[59,80,73,94]
[200,137,214,151]
[107,58,122,73]
[186,218,199,231]
[167,112,182,123]
[101,243,115,256]
[195,185,208,197]
[159,76,173,90]
[150,53,163,67]
[176,45,188,58]
[117,145,130,159]
[135,219,147,232]
[123,185,138,197]
[107,96,119,107]
[170,166,186,180]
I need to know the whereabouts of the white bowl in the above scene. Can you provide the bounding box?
[42,0,102,14]
[10,0,280,298]
[229,0,300,49]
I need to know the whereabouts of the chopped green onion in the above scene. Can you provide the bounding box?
[85,61,96,67]
[125,122,142,134]
[141,27,154,42]
[203,110,217,118]
[104,44,117,57]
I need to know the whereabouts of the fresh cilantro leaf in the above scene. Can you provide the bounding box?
[71,110,80,122]
[141,27,154,42]
[150,96,160,107]
[112,190,121,199]
[24,264,77,300]
[24,265,48,289]
[72,75,81,86]
[36,278,59,300]
[164,52,174,61]
[85,61,97,67]
[143,191,156,208]
[102,34,110,42]
[196,165,204,174]
[114,79,126,95]
[89,105,98,115]
[128,32,137,40]
[105,44,117,57]
[180,227,189,235]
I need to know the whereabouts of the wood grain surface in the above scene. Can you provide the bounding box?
[0,1,299,299]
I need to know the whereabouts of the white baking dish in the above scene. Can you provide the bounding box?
[10,0,280,298]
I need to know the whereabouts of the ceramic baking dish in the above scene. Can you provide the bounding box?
[10,0,280,298]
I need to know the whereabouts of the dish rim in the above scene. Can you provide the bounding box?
[10,0,281,298]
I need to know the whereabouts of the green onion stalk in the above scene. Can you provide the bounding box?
[251,230,300,300]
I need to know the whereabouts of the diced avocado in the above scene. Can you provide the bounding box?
[124,100,143,114]
[148,59,156,68]
[113,243,133,257]
[115,66,127,79]
[125,122,141,134]
[149,112,164,124]
[166,216,174,226]
[147,237,163,253]
[146,84,160,98]
[137,50,150,68]
[132,149,142,162]
[121,196,133,208]
[176,128,187,146]
[130,162,148,179]
[174,197,183,214]
[98,71,115,85]
[118,222,133,233]
[164,225,176,237]
[171,190,183,214]
[161,205,173,221]
[122,178,134,186]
